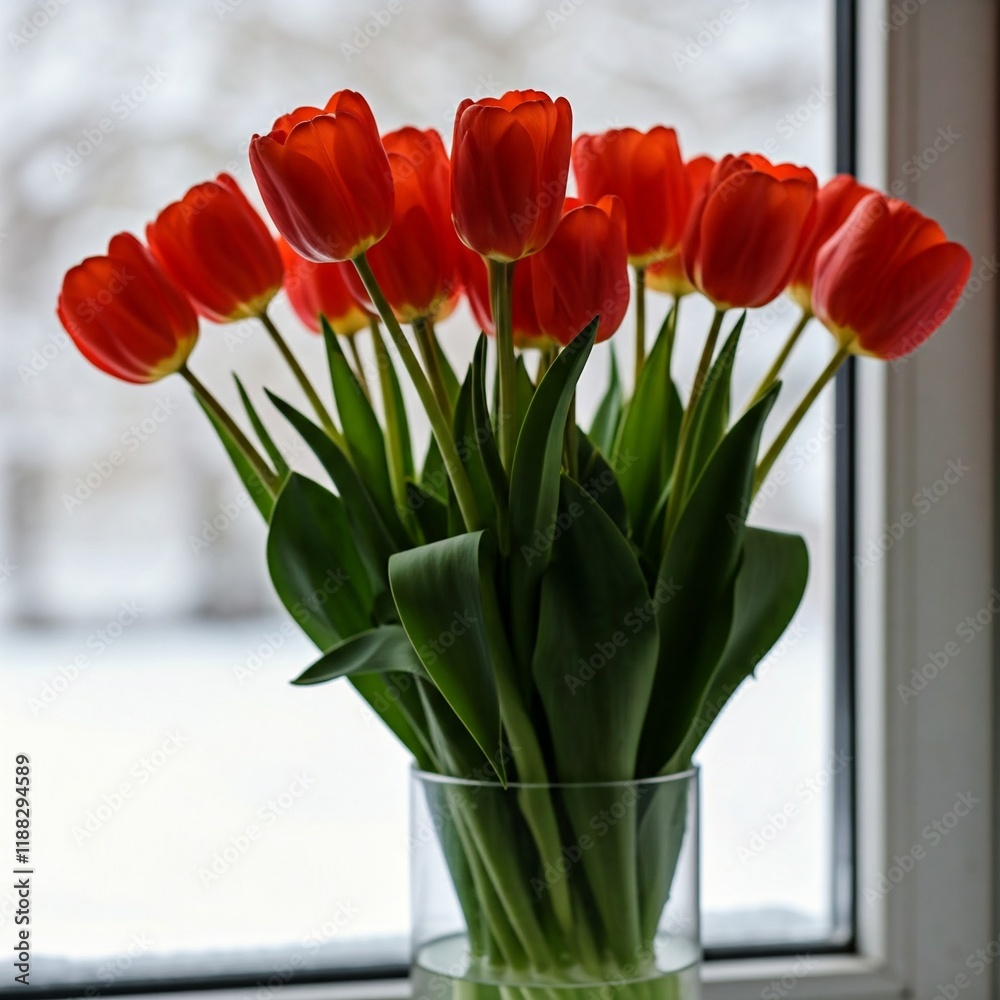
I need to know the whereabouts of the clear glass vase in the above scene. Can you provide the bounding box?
[411,768,700,1000]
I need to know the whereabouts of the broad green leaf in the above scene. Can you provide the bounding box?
[668,526,809,769]
[406,480,449,543]
[268,392,406,570]
[637,775,691,940]
[266,473,374,646]
[234,375,289,476]
[352,672,438,772]
[508,318,598,669]
[420,436,448,503]
[389,531,506,782]
[383,342,415,480]
[684,312,745,495]
[638,388,778,775]
[292,625,424,685]
[321,317,397,527]
[432,331,462,409]
[514,353,536,430]
[612,320,683,540]
[454,366,497,531]
[194,394,275,520]
[532,475,658,782]
[577,431,629,536]
[590,346,623,456]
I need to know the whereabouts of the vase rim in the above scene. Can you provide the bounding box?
[411,764,698,789]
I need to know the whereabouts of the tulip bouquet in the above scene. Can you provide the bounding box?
[58,89,970,993]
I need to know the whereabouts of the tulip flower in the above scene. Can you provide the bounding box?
[57,232,198,384]
[147,173,284,324]
[646,155,716,298]
[529,196,630,346]
[250,90,394,263]
[451,89,573,262]
[812,192,972,360]
[278,237,370,336]
[787,174,875,314]
[572,127,689,268]
[457,243,544,348]
[350,127,461,324]
[683,153,817,310]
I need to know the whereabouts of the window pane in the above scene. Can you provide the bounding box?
[1,0,841,987]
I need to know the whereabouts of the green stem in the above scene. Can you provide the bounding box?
[353,253,481,532]
[488,259,517,472]
[664,295,680,379]
[180,366,279,494]
[748,309,812,408]
[754,341,852,493]
[662,308,726,545]
[367,317,410,522]
[634,265,646,388]
[537,342,557,383]
[413,316,452,421]
[346,335,371,403]
[259,311,344,449]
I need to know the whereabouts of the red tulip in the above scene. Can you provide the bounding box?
[787,174,875,313]
[57,233,198,384]
[451,89,573,262]
[529,196,630,346]
[277,237,370,336]
[646,155,715,298]
[572,126,689,267]
[350,127,461,323]
[812,192,971,360]
[683,153,818,309]
[250,90,393,263]
[457,243,544,348]
[146,173,283,324]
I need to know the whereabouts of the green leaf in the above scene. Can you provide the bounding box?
[472,335,508,529]
[514,354,536,430]
[590,347,623,456]
[612,321,683,540]
[638,387,779,775]
[508,318,598,668]
[684,312,745,494]
[532,476,658,782]
[268,392,406,570]
[292,625,424,685]
[577,431,629,537]
[234,375,289,477]
[406,480,449,543]
[420,436,448,503]
[383,341,415,480]
[266,473,374,648]
[388,531,506,782]
[321,317,397,527]
[668,527,809,769]
[433,332,462,409]
[351,672,438,772]
[195,394,276,520]
[454,364,497,532]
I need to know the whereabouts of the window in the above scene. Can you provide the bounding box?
[4,0,995,996]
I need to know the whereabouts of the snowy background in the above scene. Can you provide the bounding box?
[0,0,841,986]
